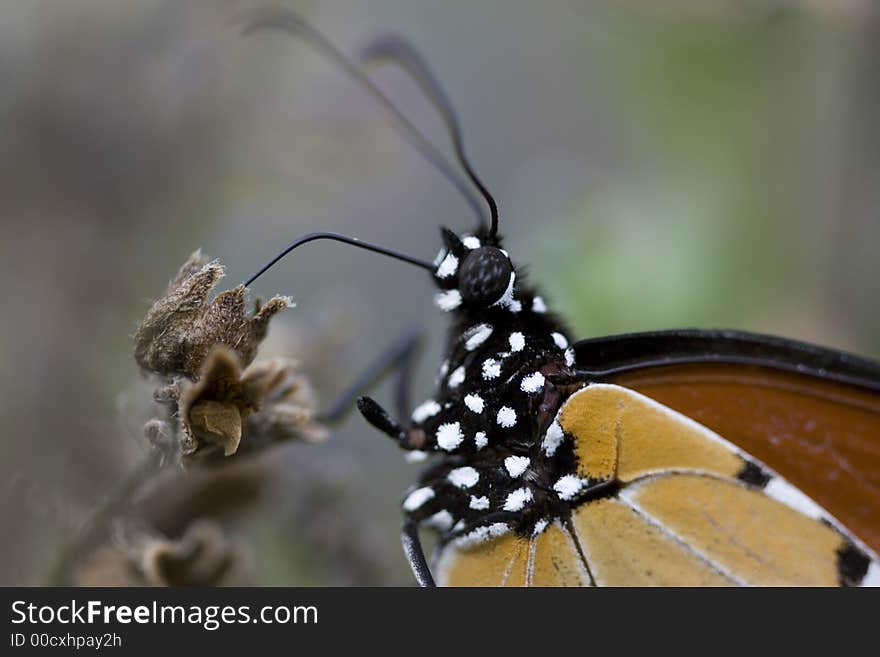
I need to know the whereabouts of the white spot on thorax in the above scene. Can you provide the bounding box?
[764,477,826,520]
[554,475,584,501]
[435,289,462,311]
[448,366,466,389]
[436,253,459,278]
[542,420,564,456]
[532,296,547,313]
[552,332,569,349]
[403,487,434,511]
[482,358,501,380]
[461,235,481,250]
[436,422,464,451]
[503,487,533,511]
[491,272,517,311]
[474,432,488,449]
[425,510,454,530]
[497,406,517,428]
[508,332,525,352]
[411,400,440,423]
[464,394,484,413]
[469,495,490,510]
[532,519,549,536]
[520,372,545,394]
[464,323,493,350]
[504,455,530,478]
[448,466,480,489]
[405,450,429,463]
[564,347,575,367]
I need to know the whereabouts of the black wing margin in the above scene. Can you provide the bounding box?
[572,329,880,393]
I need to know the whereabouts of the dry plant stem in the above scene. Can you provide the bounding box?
[47,450,164,585]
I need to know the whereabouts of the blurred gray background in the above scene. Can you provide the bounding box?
[2,0,879,585]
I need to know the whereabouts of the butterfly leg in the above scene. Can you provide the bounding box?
[402,519,435,587]
[318,326,423,424]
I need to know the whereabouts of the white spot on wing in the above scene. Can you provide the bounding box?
[436,422,464,451]
[464,323,493,350]
[552,332,569,349]
[411,400,440,423]
[542,420,564,456]
[503,487,533,511]
[520,372,545,393]
[474,432,488,449]
[764,477,826,520]
[435,289,462,311]
[504,455,530,478]
[448,466,479,489]
[482,358,501,380]
[497,406,517,428]
[453,522,509,548]
[469,495,490,510]
[509,332,525,352]
[448,366,466,389]
[403,487,434,511]
[863,561,880,587]
[436,252,459,278]
[464,394,484,413]
[554,475,584,501]
[532,519,549,536]
[532,296,547,313]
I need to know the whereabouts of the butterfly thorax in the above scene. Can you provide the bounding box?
[398,229,592,543]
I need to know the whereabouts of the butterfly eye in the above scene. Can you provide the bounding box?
[458,247,513,307]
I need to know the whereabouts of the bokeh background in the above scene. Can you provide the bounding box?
[2,0,879,585]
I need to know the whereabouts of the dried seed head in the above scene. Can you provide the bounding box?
[178,347,326,463]
[74,519,252,587]
[136,520,246,587]
[134,250,292,379]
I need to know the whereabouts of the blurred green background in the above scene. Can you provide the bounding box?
[1,0,879,585]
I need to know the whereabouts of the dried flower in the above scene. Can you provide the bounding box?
[135,520,249,587]
[133,251,325,465]
[74,519,252,587]
[134,250,291,379]
[179,347,326,463]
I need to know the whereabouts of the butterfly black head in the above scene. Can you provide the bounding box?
[432,228,521,315]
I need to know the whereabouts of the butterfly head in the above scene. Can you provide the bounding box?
[431,228,522,314]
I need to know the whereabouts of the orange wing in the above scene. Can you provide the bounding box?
[611,362,880,554]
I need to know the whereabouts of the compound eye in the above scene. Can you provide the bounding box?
[458,247,513,306]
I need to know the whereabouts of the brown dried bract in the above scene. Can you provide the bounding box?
[179,347,327,463]
[134,250,291,379]
[74,520,252,587]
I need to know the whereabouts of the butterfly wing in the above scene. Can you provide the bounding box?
[574,329,880,554]
[434,382,880,586]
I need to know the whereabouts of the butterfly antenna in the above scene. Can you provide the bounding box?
[240,8,486,225]
[360,36,500,237]
[243,231,434,288]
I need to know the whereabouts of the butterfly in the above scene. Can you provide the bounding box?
[242,9,880,587]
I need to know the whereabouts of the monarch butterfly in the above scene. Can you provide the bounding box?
[242,9,880,587]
